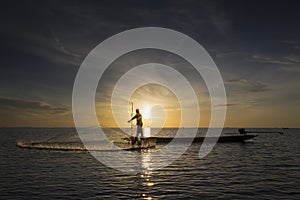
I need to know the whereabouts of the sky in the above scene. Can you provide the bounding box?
[0,0,300,128]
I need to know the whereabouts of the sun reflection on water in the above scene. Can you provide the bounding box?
[136,152,156,199]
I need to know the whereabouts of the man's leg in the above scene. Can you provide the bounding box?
[136,126,140,138]
[136,126,143,145]
[140,126,144,138]
[137,125,143,138]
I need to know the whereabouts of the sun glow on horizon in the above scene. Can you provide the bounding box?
[142,105,152,119]
[96,84,185,128]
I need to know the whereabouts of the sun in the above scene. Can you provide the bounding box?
[142,106,152,119]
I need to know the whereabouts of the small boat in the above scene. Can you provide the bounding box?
[149,134,257,144]
[236,128,284,135]
[149,128,259,144]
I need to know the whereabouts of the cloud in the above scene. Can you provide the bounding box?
[225,79,270,93]
[0,2,89,67]
[283,56,300,63]
[248,54,300,72]
[14,31,84,67]
[279,66,300,72]
[214,103,240,107]
[280,40,300,46]
[0,97,70,115]
[248,54,294,65]
[215,51,248,58]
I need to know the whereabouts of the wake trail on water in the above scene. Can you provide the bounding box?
[15,140,131,151]
[15,129,123,151]
[16,141,88,151]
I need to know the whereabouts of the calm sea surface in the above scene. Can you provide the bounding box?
[0,128,299,199]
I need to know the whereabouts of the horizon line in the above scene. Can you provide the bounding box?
[0,126,298,129]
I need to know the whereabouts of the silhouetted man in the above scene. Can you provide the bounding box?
[128,109,144,143]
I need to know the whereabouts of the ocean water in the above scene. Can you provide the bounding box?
[0,128,299,199]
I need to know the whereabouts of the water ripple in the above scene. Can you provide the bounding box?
[0,128,299,199]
